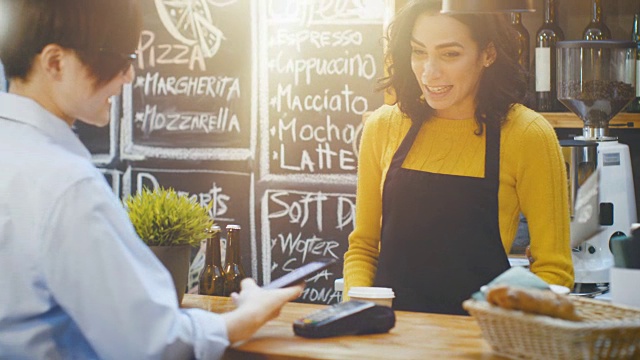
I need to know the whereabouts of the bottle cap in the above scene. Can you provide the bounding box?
[206,225,221,234]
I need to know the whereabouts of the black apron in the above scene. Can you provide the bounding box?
[374,119,510,315]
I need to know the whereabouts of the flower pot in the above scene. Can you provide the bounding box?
[149,245,191,304]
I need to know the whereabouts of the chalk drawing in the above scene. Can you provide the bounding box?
[154,0,238,58]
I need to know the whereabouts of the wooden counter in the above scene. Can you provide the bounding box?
[182,294,506,360]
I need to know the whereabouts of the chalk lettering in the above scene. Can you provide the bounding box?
[269,51,377,85]
[272,83,367,115]
[135,105,240,135]
[134,173,236,222]
[305,269,333,283]
[277,258,334,283]
[276,115,359,145]
[269,29,363,51]
[300,286,341,304]
[316,143,337,170]
[272,233,340,263]
[336,196,356,230]
[276,143,356,172]
[281,257,299,272]
[178,182,230,220]
[268,192,328,230]
[278,146,315,172]
[137,72,241,100]
[137,30,206,72]
[136,172,160,190]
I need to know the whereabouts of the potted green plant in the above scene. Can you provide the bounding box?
[124,187,214,304]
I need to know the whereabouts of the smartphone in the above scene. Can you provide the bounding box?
[263,258,337,289]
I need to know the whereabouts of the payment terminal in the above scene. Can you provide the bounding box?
[293,300,395,338]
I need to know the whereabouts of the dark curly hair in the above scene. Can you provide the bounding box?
[379,0,529,134]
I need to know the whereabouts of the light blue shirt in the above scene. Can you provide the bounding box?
[0,92,229,359]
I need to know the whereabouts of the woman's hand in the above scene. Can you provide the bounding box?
[525,245,534,267]
[221,278,304,344]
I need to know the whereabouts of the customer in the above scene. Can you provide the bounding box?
[0,0,302,358]
[343,0,573,315]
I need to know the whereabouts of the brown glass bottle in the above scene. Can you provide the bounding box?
[223,224,246,296]
[535,0,564,112]
[198,225,225,296]
[583,0,610,40]
[511,13,530,74]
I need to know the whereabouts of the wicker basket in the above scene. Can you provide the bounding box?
[463,297,640,359]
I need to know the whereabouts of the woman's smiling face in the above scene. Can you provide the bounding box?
[410,13,494,120]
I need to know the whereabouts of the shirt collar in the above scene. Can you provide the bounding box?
[0,92,91,160]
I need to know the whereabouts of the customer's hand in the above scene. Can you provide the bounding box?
[222,278,303,344]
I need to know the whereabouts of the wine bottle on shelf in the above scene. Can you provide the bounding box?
[511,12,530,74]
[223,224,246,296]
[198,225,226,296]
[583,0,610,40]
[627,14,640,113]
[535,0,564,112]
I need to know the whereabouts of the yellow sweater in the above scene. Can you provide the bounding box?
[343,104,574,299]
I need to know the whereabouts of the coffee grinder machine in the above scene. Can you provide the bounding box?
[557,40,638,294]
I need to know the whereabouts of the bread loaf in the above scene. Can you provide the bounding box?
[486,285,581,321]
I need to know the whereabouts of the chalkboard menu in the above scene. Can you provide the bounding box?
[258,0,386,182]
[254,0,386,304]
[123,164,256,275]
[69,0,389,305]
[261,188,355,304]
[122,0,256,161]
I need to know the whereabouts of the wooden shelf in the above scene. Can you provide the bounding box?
[543,112,640,129]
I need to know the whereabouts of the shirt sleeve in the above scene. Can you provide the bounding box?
[515,114,574,288]
[343,108,389,300]
[40,175,230,359]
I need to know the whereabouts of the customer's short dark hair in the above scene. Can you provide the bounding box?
[0,0,142,86]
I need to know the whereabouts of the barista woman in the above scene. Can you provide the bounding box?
[343,0,573,315]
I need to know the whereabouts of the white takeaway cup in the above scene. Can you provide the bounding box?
[348,287,395,307]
